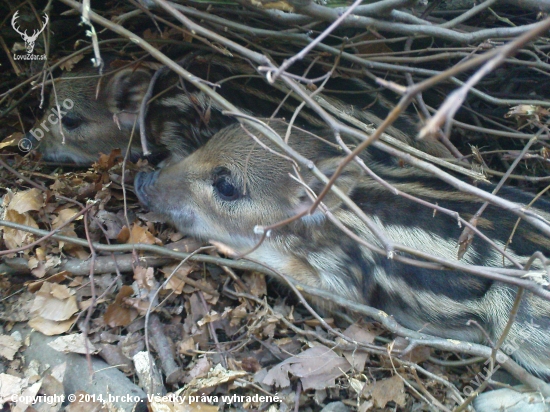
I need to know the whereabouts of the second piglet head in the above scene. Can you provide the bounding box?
[134,122,363,249]
[28,59,151,164]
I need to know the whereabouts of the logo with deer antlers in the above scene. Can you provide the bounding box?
[12,10,49,54]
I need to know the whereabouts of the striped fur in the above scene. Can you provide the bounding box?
[135,121,550,378]
[28,53,449,164]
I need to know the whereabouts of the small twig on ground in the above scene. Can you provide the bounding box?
[148,313,184,384]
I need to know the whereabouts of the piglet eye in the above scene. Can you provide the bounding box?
[212,167,240,201]
[214,176,239,201]
[62,115,82,130]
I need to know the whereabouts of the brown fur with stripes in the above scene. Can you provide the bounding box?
[27,54,450,164]
[135,121,550,377]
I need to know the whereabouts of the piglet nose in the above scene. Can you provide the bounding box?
[134,170,160,207]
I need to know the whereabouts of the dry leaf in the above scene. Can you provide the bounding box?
[94,149,122,171]
[186,357,211,382]
[28,253,63,278]
[2,189,43,254]
[51,208,81,229]
[6,188,44,214]
[391,337,431,364]
[340,323,378,371]
[362,375,406,408]
[0,373,28,404]
[28,316,76,335]
[127,224,162,245]
[31,283,78,321]
[48,334,98,354]
[0,335,22,360]
[41,368,65,396]
[2,209,38,250]
[229,303,247,327]
[263,345,351,390]
[116,225,130,243]
[183,364,247,397]
[197,310,221,327]
[104,286,138,328]
[134,266,156,292]
[50,283,72,300]
[92,210,125,239]
[178,338,196,356]
[242,272,267,297]
[0,133,24,149]
[161,263,195,294]
[14,381,41,412]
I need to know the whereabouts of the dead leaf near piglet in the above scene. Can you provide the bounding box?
[361,375,406,409]
[0,334,23,360]
[117,223,162,245]
[104,285,138,328]
[48,333,98,355]
[1,188,44,252]
[28,282,78,335]
[262,344,351,390]
[338,322,380,372]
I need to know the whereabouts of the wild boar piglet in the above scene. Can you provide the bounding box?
[26,60,150,164]
[27,55,238,164]
[135,121,550,380]
[27,54,451,165]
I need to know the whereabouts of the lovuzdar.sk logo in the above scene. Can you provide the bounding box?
[11,10,48,60]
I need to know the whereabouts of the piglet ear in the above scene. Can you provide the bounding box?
[296,157,363,225]
[105,68,152,129]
